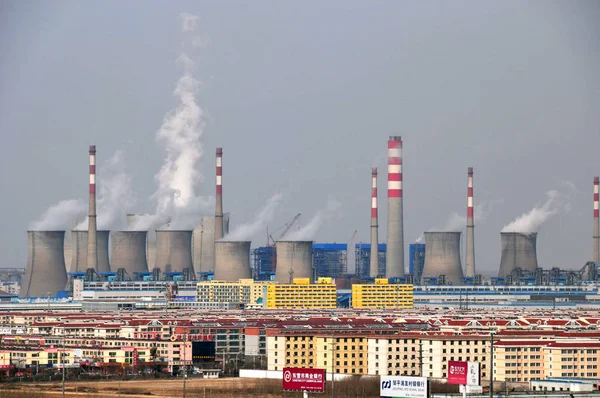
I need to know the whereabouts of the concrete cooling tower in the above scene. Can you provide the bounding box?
[214,241,251,281]
[422,232,464,284]
[155,230,194,273]
[274,241,313,283]
[192,213,230,273]
[498,232,538,278]
[70,230,110,273]
[110,231,149,275]
[21,231,68,298]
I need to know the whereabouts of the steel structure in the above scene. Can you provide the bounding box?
[251,246,275,280]
[409,243,426,283]
[422,232,464,285]
[498,232,538,278]
[355,243,386,280]
[214,241,252,281]
[21,231,68,298]
[386,136,404,277]
[313,243,347,278]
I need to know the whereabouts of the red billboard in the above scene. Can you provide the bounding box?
[447,360,468,385]
[282,367,325,392]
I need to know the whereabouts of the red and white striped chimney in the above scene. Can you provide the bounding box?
[386,136,404,277]
[215,147,224,241]
[594,176,599,264]
[465,167,475,277]
[87,145,98,271]
[369,168,379,278]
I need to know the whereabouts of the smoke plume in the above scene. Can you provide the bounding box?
[29,199,87,230]
[223,193,283,241]
[502,189,571,233]
[145,12,212,230]
[430,199,503,232]
[75,150,136,230]
[286,199,342,240]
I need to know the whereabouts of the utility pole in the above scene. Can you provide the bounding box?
[331,334,335,398]
[419,341,423,376]
[183,335,188,398]
[489,333,494,398]
[62,334,66,398]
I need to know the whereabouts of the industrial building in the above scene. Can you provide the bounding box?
[196,279,267,308]
[312,243,347,278]
[409,243,425,284]
[355,243,386,280]
[351,279,413,309]
[266,278,336,309]
[251,246,275,280]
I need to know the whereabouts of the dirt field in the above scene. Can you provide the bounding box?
[0,377,381,398]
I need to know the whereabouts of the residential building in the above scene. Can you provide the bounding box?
[351,279,413,309]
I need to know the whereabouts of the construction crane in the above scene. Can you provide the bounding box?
[346,230,357,275]
[267,213,302,246]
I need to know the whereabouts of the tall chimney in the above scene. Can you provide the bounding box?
[215,147,224,241]
[594,176,599,264]
[370,168,379,277]
[87,145,98,271]
[386,136,404,277]
[465,167,475,277]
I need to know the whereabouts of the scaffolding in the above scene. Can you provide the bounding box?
[355,243,386,279]
[251,246,275,281]
[312,243,347,278]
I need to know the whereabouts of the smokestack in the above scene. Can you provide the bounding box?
[498,232,538,277]
[422,232,464,284]
[110,231,149,275]
[21,231,68,297]
[594,177,599,264]
[274,241,313,283]
[370,168,379,277]
[214,241,252,281]
[386,136,404,277]
[155,230,194,273]
[87,145,98,271]
[215,147,224,241]
[465,167,475,277]
[70,230,110,273]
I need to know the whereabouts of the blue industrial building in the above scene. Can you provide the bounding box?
[313,243,347,278]
[251,246,275,281]
[409,243,426,284]
[354,243,386,279]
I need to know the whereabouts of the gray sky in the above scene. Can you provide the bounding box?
[1,1,599,275]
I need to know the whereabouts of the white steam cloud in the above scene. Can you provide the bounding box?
[286,199,342,241]
[75,150,136,230]
[29,199,87,231]
[502,188,573,233]
[133,13,212,231]
[223,193,283,241]
[429,199,503,233]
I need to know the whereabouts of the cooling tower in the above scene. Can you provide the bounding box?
[465,167,475,277]
[110,231,149,274]
[88,145,98,271]
[214,241,251,281]
[422,232,464,284]
[386,136,405,277]
[215,148,224,241]
[275,241,313,283]
[21,231,68,297]
[70,230,110,273]
[594,177,599,264]
[192,214,230,273]
[498,232,538,278]
[370,168,379,278]
[155,230,193,273]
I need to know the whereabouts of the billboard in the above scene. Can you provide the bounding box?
[448,361,479,386]
[282,367,325,392]
[380,376,427,398]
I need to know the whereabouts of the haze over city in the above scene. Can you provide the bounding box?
[1,1,599,275]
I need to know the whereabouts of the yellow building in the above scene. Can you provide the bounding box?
[351,279,413,309]
[196,279,267,308]
[266,278,336,309]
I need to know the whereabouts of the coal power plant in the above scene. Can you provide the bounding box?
[421,232,464,285]
[154,230,194,274]
[21,231,68,297]
[498,232,539,278]
[110,231,149,275]
[274,241,314,283]
[214,241,251,281]
[70,230,110,273]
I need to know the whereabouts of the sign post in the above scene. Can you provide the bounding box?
[447,361,480,398]
[380,375,428,398]
[282,367,325,395]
